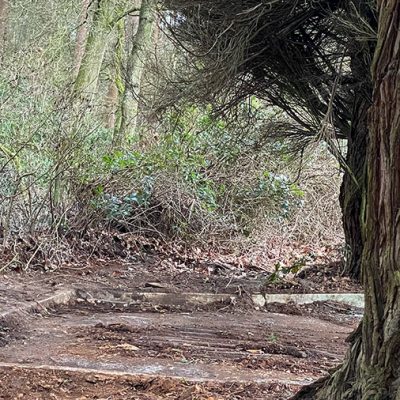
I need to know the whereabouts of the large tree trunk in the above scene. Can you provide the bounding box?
[74,0,115,100]
[73,0,91,78]
[115,0,156,146]
[340,82,373,280]
[339,2,375,281]
[293,1,400,398]
[339,97,369,280]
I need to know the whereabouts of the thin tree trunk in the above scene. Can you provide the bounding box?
[110,10,141,147]
[0,0,8,58]
[116,0,156,146]
[74,0,115,100]
[73,0,91,78]
[104,70,119,129]
[105,18,125,131]
[293,1,400,398]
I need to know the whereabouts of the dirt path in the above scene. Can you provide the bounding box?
[0,261,362,399]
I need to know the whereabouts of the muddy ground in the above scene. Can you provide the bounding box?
[0,257,362,399]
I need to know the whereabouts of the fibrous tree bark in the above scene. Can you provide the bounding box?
[339,98,369,280]
[115,0,156,146]
[340,14,375,280]
[293,1,400,398]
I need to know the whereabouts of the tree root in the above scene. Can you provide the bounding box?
[291,323,362,400]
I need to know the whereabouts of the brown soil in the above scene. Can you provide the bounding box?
[262,262,362,294]
[0,367,295,399]
[264,301,362,326]
[0,257,362,399]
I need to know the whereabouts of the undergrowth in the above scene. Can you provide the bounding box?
[0,1,344,272]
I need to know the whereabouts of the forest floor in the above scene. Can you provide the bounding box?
[0,255,362,399]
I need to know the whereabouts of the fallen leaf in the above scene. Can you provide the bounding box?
[246,349,262,354]
[145,282,168,289]
[116,343,140,351]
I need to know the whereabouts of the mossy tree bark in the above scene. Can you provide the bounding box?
[293,1,400,398]
[104,17,125,130]
[0,0,8,58]
[74,0,116,100]
[73,0,91,78]
[115,0,156,147]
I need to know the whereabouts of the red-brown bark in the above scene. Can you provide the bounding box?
[293,1,400,398]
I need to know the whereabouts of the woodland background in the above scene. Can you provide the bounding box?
[0,0,344,272]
